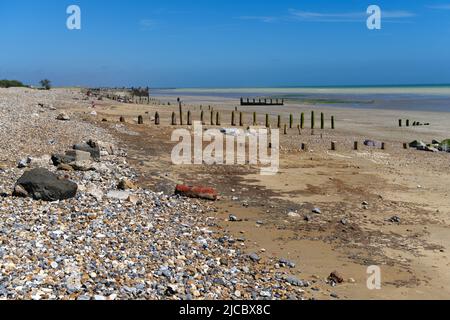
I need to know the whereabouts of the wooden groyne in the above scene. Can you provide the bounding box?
[240,98,284,106]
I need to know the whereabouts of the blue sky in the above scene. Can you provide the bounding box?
[1,0,450,87]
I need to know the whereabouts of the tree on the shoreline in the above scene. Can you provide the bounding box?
[40,79,52,90]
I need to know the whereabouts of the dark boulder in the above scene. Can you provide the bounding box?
[13,168,78,201]
[73,140,100,159]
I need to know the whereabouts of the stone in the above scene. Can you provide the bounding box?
[56,113,70,121]
[288,212,300,218]
[328,271,344,284]
[13,168,78,201]
[70,161,96,172]
[107,190,131,201]
[229,215,238,222]
[249,253,261,262]
[73,140,101,159]
[285,276,307,287]
[51,154,75,166]
[87,185,104,201]
[17,158,29,168]
[312,208,322,214]
[57,163,74,171]
[118,179,137,190]
[388,216,401,223]
[409,140,426,149]
[65,150,91,162]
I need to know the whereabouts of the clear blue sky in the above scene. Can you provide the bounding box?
[1,0,450,87]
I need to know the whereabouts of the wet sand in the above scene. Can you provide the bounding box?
[82,92,450,300]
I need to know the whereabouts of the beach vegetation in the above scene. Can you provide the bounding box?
[0,79,26,88]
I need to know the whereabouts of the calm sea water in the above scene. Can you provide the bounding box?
[152,86,450,112]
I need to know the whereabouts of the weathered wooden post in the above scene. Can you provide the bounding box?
[297,124,302,135]
[171,112,177,125]
[138,115,144,125]
[406,119,410,127]
[311,111,315,129]
[120,116,125,123]
[187,111,192,125]
[331,116,335,130]
[253,112,257,126]
[277,115,281,129]
[201,110,205,125]
[399,119,402,127]
[321,113,324,130]
[155,112,160,125]
[266,114,270,128]
[179,102,184,125]
[331,141,336,151]
[284,124,287,135]
[301,143,307,151]
[232,111,236,126]
[216,112,221,126]
[239,112,244,127]
[289,114,293,129]
[354,141,358,150]
[211,111,215,125]
[301,113,305,129]
[381,142,385,150]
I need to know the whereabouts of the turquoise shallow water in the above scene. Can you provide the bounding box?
[152,86,450,112]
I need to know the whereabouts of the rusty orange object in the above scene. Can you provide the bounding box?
[175,185,218,201]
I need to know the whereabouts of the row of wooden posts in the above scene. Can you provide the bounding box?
[122,105,336,130]
[398,119,430,127]
[300,141,409,152]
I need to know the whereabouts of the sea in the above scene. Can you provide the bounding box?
[152,85,450,112]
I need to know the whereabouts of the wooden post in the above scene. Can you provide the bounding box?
[301,143,307,151]
[331,116,335,130]
[171,112,177,125]
[354,141,358,150]
[321,113,324,130]
[179,102,184,125]
[239,112,243,127]
[253,112,257,126]
[201,110,205,125]
[297,124,301,135]
[381,142,385,150]
[331,141,336,151]
[284,124,287,135]
[266,114,270,128]
[277,115,281,129]
[399,119,402,127]
[211,111,215,125]
[311,111,315,129]
[216,112,221,126]
[301,113,305,129]
[406,119,410,127]
[187,111,192,126]
[289,114,293,129]
[138,115,144,125]
[232,111,236,126]
[155,112,160,125]
[120,116,125,123]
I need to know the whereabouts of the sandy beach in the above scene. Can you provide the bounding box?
[1,87,449,300]
[87,89,450,300]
